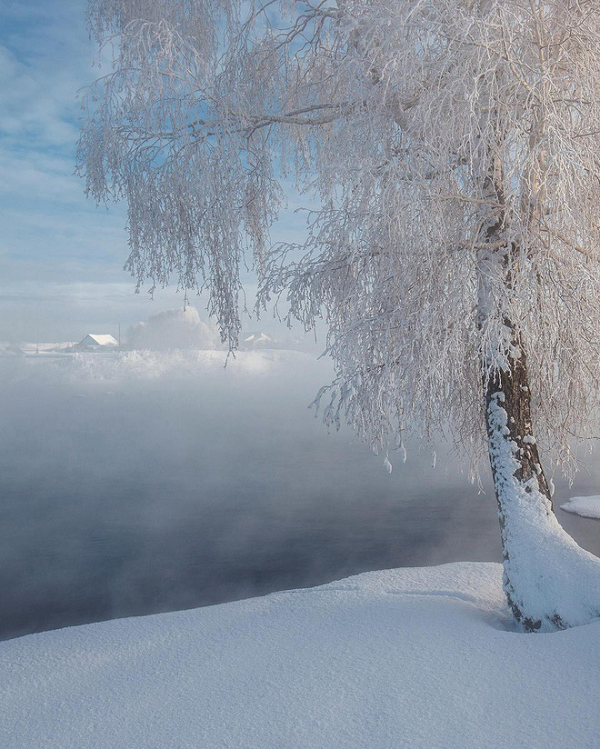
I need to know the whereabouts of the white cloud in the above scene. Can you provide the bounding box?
[0,0,310,342]
[0,0,134,339]
[128,306,219,350]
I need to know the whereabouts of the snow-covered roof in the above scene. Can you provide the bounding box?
[242,332,276,344]
[79,334,118,347]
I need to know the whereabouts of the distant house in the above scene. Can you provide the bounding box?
[77,334,118,350]
[241,332,277,349]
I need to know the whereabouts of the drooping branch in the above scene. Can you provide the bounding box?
[80,0,600,472]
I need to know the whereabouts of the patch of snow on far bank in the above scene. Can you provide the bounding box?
[561,495,600,519]
[65,348,320,382]
[2,563,600,749]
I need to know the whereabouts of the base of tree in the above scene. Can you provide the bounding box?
[501,502,600,632]
[487,390,600,632]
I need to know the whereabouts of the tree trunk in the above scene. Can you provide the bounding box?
[478,254,600,631]
[482,328,554,631]
[476,143,600,629]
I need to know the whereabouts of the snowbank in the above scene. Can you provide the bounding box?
[561,496,600,519]
[2,562,599,749]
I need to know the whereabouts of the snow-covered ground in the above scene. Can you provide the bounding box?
[2,562,599,749]
[561,496,600,519]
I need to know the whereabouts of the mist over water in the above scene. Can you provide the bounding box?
[1,350,599,641]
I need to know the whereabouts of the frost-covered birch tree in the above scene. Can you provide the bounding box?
[80,0,600,631]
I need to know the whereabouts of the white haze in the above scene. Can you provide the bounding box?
[0,349,598,640]
[127,306,219,351]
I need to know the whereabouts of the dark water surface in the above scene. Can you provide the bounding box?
[1,352,598,641]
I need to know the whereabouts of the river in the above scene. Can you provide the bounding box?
[0,350,597,640]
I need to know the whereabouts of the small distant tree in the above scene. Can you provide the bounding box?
[80,0,600,630]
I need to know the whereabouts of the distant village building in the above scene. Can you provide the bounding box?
[77,334,118,350]
[241,332,277,349]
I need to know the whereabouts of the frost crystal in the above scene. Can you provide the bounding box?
[80,0,600,474]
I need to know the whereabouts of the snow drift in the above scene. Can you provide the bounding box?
[1,562,599,749]
[561,496,600,519]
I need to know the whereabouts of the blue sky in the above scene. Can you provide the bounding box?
[0,0,137,340]
[0,0,306,343]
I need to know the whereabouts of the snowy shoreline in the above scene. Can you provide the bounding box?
[2,562,600,749]
[561,496,600,520]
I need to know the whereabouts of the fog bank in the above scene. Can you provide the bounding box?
[0,350,597,640]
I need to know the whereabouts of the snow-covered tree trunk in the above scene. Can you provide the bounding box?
[478,173,600,631]
[482,331,600,632]
[482,327,552,630]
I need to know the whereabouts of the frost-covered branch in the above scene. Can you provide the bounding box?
[80,0,600,473]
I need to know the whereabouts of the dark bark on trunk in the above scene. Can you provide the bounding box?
[484,334,552,505]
